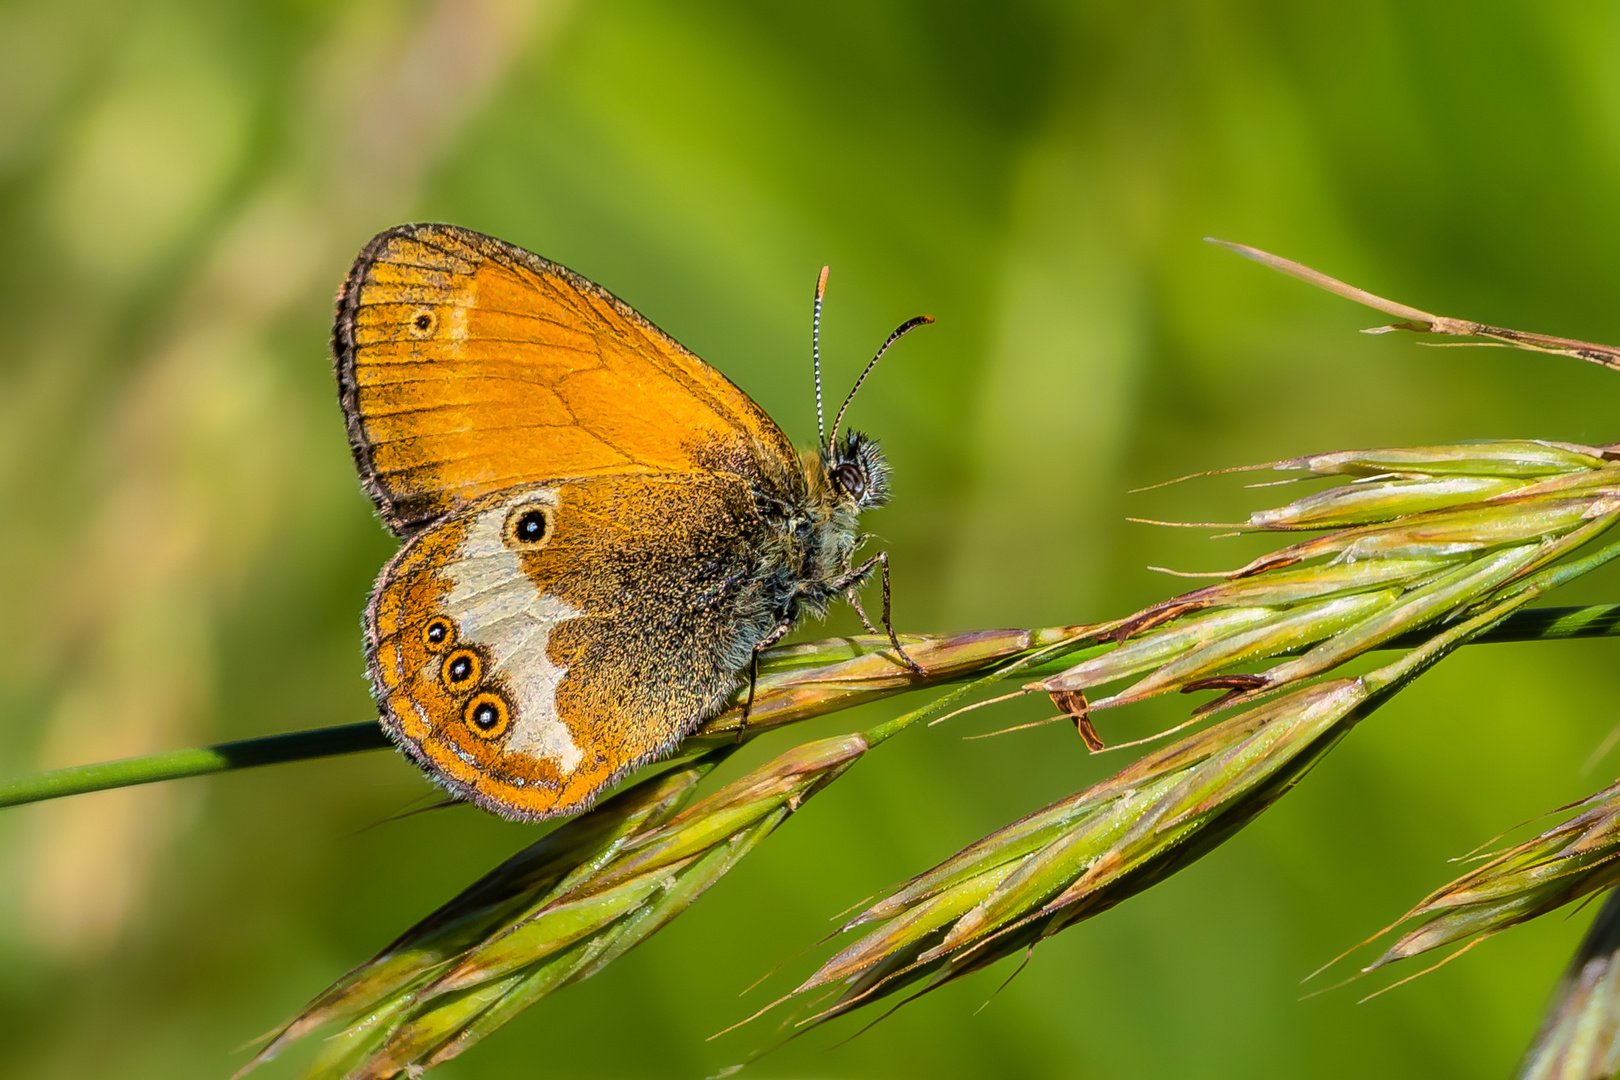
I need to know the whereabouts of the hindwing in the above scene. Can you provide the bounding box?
[367,475,775,820]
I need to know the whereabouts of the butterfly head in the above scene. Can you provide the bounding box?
[823,429,890,511]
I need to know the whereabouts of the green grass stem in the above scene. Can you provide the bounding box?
[4,603,1618,813]
[0,722,390,809]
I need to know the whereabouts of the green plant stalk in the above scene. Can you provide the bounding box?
[4,604,1619,812]
[1,629,1079,812]
[0,723,393,809]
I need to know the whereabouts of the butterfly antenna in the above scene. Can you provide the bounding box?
[829,314,933,443]
[812,266,830,447]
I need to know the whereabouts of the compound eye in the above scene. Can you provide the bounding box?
[833,463,866,499]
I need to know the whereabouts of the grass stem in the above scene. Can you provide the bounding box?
[4,603,1618,813]
[0,722,389,809]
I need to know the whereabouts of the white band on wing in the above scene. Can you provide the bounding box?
[444,492,586,775]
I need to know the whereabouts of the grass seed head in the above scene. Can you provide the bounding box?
[1516,887,1620,1079]
[769,678,1371,1034]
[1035,445,1620,740]
[241,733,879,1077]
[1364,780,1620,975]
[763,438,1620,1037]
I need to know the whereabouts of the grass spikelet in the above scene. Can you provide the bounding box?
[739,417,1620,1040]
[1517,888,1620,1079]
[769,677,1372,1034]
[759,535,1620,1037]
[1034,443,1620,732]
[235,754,722,1076]
[241,735,869,1077]
[11,232,1620,1077]
[237,626,1100,1077]
[1360,781,1620,978]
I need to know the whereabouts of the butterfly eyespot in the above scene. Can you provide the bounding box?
[410,308,435,336]
[832,463,866,499]
[506,505,552,548]
[441,648,482,688]
[421,617,455,651]
[464,692,510,738]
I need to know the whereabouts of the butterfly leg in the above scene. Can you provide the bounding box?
[872,552,926,677]
[738,615,796,743]
[841,535,881,634]
[833,552,925,677]
[846,591,881,635]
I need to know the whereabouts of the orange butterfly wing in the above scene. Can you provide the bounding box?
[335,223,802,535]
[368,477,772,820]
[338,224,811,819]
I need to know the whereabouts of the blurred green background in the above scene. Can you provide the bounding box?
[4,0,1620,1076]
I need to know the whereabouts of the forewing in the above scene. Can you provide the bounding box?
[367,476,770,820]
[336,223,801,536]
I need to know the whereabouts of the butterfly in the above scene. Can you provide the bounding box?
[335,224,929,820]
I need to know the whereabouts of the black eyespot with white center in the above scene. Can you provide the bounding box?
[410,308,435,336]
[505,501,554,549]
[422,617,454,651]
[517,510,546,543]
[464,691,510,738]
[441,648,482,689]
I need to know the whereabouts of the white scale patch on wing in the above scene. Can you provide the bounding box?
[441,491,586,775]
